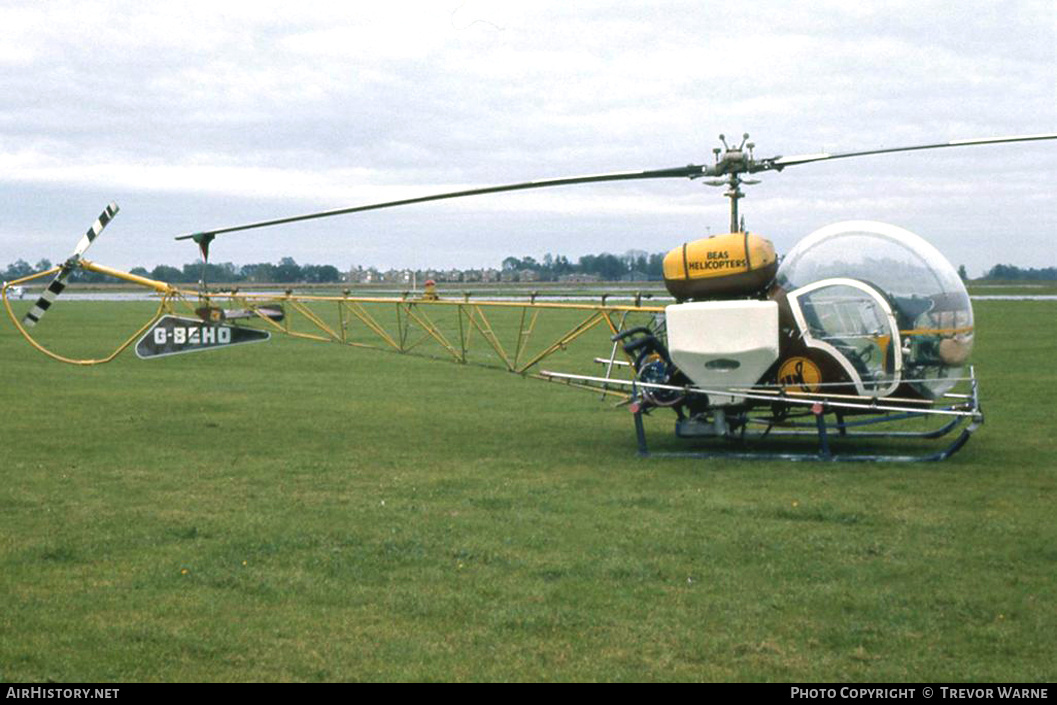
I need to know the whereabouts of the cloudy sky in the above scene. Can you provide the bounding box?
[1,0,1053,277]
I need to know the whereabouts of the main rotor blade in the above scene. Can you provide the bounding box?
[23,202,119,329]
[770,133,1057,169]
[174,132,1057,241]
[174,165,708,241]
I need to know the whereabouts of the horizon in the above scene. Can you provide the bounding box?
[5,251,1053,284]
[1,2,1053,279]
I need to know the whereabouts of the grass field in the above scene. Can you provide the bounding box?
[966,281,1057,297]
[1,297,1054,682]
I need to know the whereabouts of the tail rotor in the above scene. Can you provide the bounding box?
[22,202,119,328]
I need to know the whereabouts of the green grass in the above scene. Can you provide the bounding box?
[0,299,1054,682]
[966,281,1057,297]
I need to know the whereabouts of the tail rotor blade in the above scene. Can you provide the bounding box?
[21,202,119,329]
[22,268,73,328]
[72,202,119,258]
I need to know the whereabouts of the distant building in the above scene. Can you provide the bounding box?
[347,266,380,284]
[383,269,413,284]
[558,273,600,283]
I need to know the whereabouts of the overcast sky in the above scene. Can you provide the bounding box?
[1,0,1054,277]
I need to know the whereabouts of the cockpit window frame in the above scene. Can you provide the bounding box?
[787,277,903,398]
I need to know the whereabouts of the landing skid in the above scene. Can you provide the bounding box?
[541,366,984,462]
[632,399,983,463]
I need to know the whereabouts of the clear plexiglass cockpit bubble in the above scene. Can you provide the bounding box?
[776,221,973,398]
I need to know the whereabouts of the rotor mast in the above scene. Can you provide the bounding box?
[724,172,744,233]
[700,133,761,233]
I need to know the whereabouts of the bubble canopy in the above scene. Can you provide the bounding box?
[777,221,965,301]
[776,221,973,396]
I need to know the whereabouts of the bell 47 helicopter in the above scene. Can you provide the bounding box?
[4,132,1055,461]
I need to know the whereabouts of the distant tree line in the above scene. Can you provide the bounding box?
[135,257,343,284]
[501,250,666,281]
[979,264,1057,281]
[2,257,342,284]
[3,251,669,285]
[2,259,54,281]
[6,254,1053,285]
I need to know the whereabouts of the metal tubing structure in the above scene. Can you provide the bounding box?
[2,260,983,460]
[2,263,661,382]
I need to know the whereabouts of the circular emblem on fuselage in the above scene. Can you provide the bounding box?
[778,356,822,393]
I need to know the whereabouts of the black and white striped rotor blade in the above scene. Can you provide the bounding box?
[21,267,74,328]
[72,202,119,258]
[22,202,119,329]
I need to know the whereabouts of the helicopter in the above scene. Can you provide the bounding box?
[4,132,1055,461]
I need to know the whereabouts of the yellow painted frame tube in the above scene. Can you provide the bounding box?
[5,259,662,370]
[2,263,177,365]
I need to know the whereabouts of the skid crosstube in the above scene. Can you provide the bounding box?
[631,382,983,463]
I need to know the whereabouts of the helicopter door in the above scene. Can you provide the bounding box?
[787,277,902,397]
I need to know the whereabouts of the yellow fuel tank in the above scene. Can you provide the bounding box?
[662,231,778,300]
